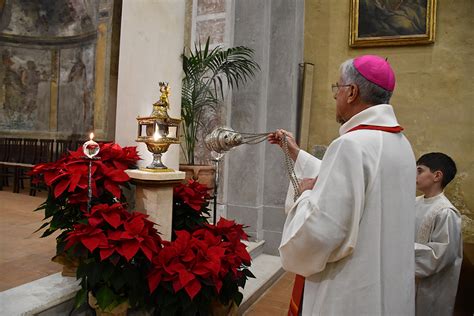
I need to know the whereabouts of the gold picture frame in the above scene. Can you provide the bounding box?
[349,0,437,47]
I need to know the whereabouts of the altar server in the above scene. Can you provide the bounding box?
[415,152,462,316]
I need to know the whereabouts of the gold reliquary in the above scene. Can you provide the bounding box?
[136,82,181,171]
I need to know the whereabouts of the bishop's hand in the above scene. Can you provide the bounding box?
[299,177,317,193]
[267,129,300,161]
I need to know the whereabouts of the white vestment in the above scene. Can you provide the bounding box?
[280,104,416,315]
[415,193,462,316]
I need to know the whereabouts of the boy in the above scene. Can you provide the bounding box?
[415,152,463,316]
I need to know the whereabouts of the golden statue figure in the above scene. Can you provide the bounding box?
[158,82,170,109]
[151,82,171,118]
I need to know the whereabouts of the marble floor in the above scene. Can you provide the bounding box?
[0,189,60,291]
[244,271,294,316]
[0,186,295,314]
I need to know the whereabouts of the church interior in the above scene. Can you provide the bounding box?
[0,0,473,315]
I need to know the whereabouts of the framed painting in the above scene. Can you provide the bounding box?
[349,0,437,47]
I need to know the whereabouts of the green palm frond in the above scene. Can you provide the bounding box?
[181,37,260,164]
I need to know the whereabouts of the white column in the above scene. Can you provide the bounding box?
[115,0,185,170]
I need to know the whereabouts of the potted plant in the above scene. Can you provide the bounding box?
[146,180,254,315]
[64,202,163,315]
[172,179,211,232]
[31,143,140,276]
[180,37,259,185]
[147,220,253,316]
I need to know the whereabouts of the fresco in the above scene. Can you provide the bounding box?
[58,45,95,134]
[0,46,51,131]
[0,0,97,37]
[0,0,101,134]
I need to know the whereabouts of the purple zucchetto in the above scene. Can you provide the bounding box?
[353,55,396,92]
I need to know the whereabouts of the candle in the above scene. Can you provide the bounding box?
[153,129,161,141]
[83,132,100,158]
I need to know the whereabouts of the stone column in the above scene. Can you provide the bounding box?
[226,0,305,254]
[126,170,185,241]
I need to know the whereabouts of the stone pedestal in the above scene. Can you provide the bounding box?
[126,169,185,241]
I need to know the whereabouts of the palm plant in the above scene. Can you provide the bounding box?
[181,37,259,164]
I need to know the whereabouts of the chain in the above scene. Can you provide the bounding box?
[281,135,301,201]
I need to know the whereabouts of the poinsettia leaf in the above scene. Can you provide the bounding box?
[101,262,115,281]
[87,262,101,289]
[33,222,49,234]
[96,286,117,310]
[74,288,87,309]
[162,303,179,316]
[148,271,162,293]
[118,240,140,261]
[87,216,103,227]
[184,278,201,300]
[112,160,129,170]
[183,302,198,316]
[102,212,121,229]
[105,168,130,182]
[243,268,255,278]
[178,270,195,287]
[104,180,121,198]
[100,248,115,261]
[54,179,70,198]
[124,216,145,235]
[111,273,126,292]
[40,228,55,238]
[81,236,101,252]
[140,245,153,261]
[234,291,244,306]
[68,172,82,193]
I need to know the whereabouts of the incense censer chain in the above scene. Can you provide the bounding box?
[281,135,301,201]
[204,127,301,201]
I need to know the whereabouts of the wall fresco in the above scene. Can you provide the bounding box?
[0,46,50,131]
[1,0,97,37]
[0,0,116,139]
[57,45,95,134]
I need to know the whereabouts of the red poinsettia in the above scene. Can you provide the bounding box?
[31,143,140,204]
[65,203,162,264]
[147,218,252,300]
[64,223,108,253]
[173,180,210,211]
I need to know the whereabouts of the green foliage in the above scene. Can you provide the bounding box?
[181,37,259,164]
[74,253,153,312]
[34,190,83,237]
[171,198,211,234]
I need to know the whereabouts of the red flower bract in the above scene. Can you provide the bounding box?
[173,179,210,211]
[30,143,140,204]
[65,203,162,263]
[147,217,252,300]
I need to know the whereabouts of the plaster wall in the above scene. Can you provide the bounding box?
[115,0,185,170]
[304,0,474,241]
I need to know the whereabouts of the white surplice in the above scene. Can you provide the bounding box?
[415,192,462,316]
[280,104,416,316]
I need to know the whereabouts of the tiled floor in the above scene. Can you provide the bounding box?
[0,189,60,291]
[244,271,294,315]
